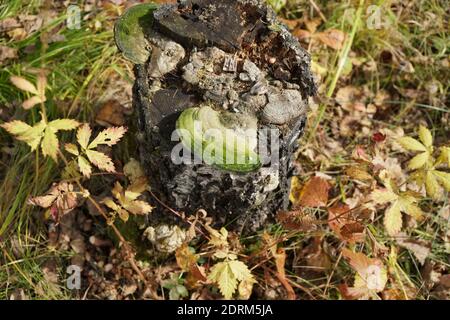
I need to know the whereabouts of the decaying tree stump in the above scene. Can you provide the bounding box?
[116,0,316,234]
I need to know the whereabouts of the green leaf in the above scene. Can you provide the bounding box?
[398,137,427,152]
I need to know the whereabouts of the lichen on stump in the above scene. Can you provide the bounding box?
[115,0,316,233]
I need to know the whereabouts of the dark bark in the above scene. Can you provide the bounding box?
[132,0,316,233]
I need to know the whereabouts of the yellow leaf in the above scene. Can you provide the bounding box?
[77,156,92,177]
[48,119,80,131]
[438,147,450,167]
[124,200,153,215]
[41,128,59,161]
[208,261,237,299]
[397,137,427,152]
[175,243,198,272]
[1,120,32,136]
[77,124,92,150]
[238,278,255,300]
[118,209,129,222]
[384,201,402,236]
[228,260,253,282]
[370,189,398,204]
[88,126,127,149]
[22,95,45,110]
[85,149,115,173]
[102,197,119,211]
[407,151,429,170]
[64,143,79,156]
[125,177,148,201]
[10,75,38,95]
[399,200,424,221]
[345,166,373,182]
[425,170,440,199]
[434,170,450,192]
[418,126,433,149]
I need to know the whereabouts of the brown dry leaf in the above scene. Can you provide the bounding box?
[95,100,126,127]
[314,29,346,50]
[341,248,388,299]
[304,237,332,272]
[395,233,431,265]
[274,248,296,300]
[335,86,365,111]
[0,45,18,65]
[28,182,79,221]
[297,176,331,207]
[345,165,374,182]
[277,210,317,232]
[328,203,365,243]
[175,243,198,272]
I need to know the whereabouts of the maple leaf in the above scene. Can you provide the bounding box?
[370,171,424,236]
[102,180,152,222]
[341,248,388,300]
[208,260,254,300]
[65,124,127,178]
[10,74,47,110]
[28,182,80,221]
[1,116,79,161]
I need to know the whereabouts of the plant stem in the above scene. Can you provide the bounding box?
[56,148,161,299]
[307,0,365,143]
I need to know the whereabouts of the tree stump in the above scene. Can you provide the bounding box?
[117,0,316,233]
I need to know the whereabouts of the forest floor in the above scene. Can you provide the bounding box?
[0,0,448,300]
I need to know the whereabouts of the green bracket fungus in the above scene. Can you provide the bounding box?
[176,105,261,173]
[114,3,158,64]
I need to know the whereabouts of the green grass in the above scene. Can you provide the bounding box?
[0,1,133,299]
[0,0,448,300]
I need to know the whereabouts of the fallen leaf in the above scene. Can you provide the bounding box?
[95,100,126,127]
[277,210,317,232]
[315,29,346,50]
[328,203,365,243]
[292,176,330,207]
[395,233,431,265]
[0,45,18,65]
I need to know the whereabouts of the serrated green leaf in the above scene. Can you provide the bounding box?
[398,137,427,152]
